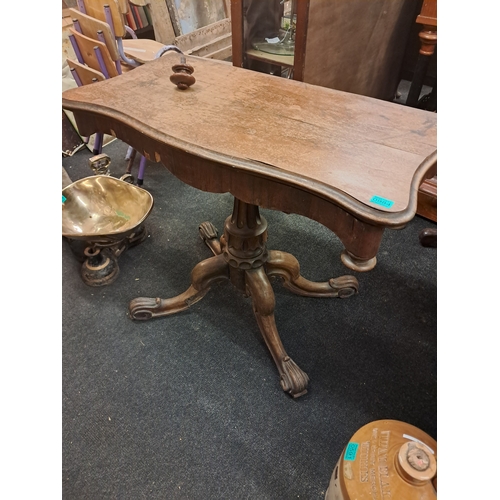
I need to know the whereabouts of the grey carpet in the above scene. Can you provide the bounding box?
[62,138,436,499]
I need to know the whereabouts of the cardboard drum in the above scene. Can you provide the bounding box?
[325,420,437,499]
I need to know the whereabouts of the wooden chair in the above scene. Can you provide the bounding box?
[67,58,106,85]
[68,6,128,75]
[68,0,183,184]
[76,0,182,67]
[64,60,105,154]
[68,27,120,77]
[66,27,142,179]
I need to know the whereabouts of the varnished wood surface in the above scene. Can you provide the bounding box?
[62,53,437,227]
[416,0,437,27]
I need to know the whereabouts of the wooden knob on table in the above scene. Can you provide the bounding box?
[170,56,195,90]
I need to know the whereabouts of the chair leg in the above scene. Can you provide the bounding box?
[137,155,147,186]
[125,145,135,161]
[419,228,437,248]
[93,132,103,154]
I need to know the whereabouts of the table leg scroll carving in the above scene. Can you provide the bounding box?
[129,254,229,320]
[129,198,358,397]
[266,250,358,298]
[199,221,222,256]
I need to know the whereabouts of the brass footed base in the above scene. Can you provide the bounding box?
[68,225,149,287]
[129,200,358,397]
[81,246,120,286]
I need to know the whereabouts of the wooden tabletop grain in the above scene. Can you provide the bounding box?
[62,53,437,221]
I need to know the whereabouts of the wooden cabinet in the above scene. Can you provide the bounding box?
[230,0,420,101]
[406,0,437,108]
[412,0,437,222]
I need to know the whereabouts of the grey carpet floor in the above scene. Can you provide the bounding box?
[62,137,436,499]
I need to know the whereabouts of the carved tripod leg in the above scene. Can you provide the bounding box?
[199,221,222,256]
[129,254,229,320]
[245,266,309,398]
[266,250,359,298]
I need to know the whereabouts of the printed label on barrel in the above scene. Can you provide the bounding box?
[344,442,359,461]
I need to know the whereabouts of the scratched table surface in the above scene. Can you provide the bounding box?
[62,53,437,224]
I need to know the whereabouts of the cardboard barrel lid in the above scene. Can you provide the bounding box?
[325,419,437,500]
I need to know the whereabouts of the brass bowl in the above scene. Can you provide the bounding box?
[62,175,154,245]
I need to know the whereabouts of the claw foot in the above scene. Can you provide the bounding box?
[279,356,309,398]
[129,296,161,320]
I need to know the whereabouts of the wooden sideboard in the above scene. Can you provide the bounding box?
[412,0,437,222]
[231,0,420,102]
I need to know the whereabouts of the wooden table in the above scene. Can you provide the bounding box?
[62,52,437,397]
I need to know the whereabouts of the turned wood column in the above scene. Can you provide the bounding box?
[406,0,437,108]
[220,198,269,292]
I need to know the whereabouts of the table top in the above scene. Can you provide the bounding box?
[62,53,437,225]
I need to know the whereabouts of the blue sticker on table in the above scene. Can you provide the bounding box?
[344,442,359,461]
[370,195,394,209]
[62,195,66,204]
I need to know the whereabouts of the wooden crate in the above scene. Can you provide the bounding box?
[417,176,437,222]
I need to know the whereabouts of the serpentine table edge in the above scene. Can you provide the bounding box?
[62,54,437,269]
